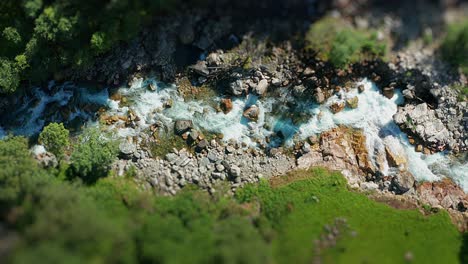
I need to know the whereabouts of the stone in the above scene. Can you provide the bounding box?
[297,151,323,169]
[382,87,394,99]
[188,129,199,142]
[229,165,241,178]
[220,98,233,114]
[243,105,260,121]
[383,137,408,171]
[196,139,208,152]
[255,79,269,95]
[229,80,246,96]
[225,145,236,154]
[391,172,415,194]
[358,84,365,93]
[345,96,359,109]
[360,181,379,191]
[149,83,157,91]
[174,120,193,135]
[329,102,345,114]
[119,141,136,156]
[165,153,178,163]
[315,88,326,104]
[216,164,225,172]
[189,61,209,76]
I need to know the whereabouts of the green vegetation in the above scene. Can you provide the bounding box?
[0,0,190,93]
[70,128,118,182]
[147,132,189,158]
[305,17,387,68]
[38,122,69,158]
[237,168,462,263]
[1,135,464,264]
[451,84,468,102]
[441,21,468,74]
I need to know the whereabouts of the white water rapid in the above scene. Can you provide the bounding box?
[1,78,466,191]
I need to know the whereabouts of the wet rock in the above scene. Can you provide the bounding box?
[292,84,306,97]
[382,87,395,99]
[383,137,408,171]
[174,120,193,135]
[346,96,359,109]
[358,84,365,93]
[329,102,345,114]
[243,105,260,121]
[220,98,233,114]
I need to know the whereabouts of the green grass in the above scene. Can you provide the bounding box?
[441,21,468,74]
[451,85,468,102]
[305,17,387,68]
[236,168,463,264]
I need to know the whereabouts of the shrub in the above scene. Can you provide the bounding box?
[0,58,20,93]
[38,122,70,158]
[70,128,117,182]
[305,17,386,68]
[441,21,468,74]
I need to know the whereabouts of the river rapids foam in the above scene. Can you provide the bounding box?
[1,78,466,191]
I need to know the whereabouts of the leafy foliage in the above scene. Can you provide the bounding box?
[0,0,183,93]
[441,21,468,74]
[38,122,69,158]
[305,17,386,68]
[70,128,117,181]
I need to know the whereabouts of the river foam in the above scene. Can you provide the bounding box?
[0,77,466,191]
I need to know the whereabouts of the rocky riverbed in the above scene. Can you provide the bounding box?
[0,0,466,228]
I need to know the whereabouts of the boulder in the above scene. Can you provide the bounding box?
[382,87,394,99]
[220,98,233,114]
[254,79,269,95]
[329,102,345,114]
[195,139,208,152]
[315,88,326,103]
[228,80,246,96]
[358,84,365,93]
[383,137,408,171]
[119,141,136,156]
[189,61,209,76]
[345,96,359,109]
[174,120,193,135]
[391,172,415,194]
[243,105,260,121]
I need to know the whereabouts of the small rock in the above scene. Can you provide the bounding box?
[243,105,260,121]
[358,84,365,93]
[174,120,193,135]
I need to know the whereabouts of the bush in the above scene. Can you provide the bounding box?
[70,128,117,182]
[441,21,468,74]
[0,58,20,93]
[0,136,44,206]
[38,122,69,158]
[305,17,386,68]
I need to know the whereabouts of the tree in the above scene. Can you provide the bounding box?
[441,21,468,74]
[38,122,70,159]
[0,58,20,93]
[70,128,117,182]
